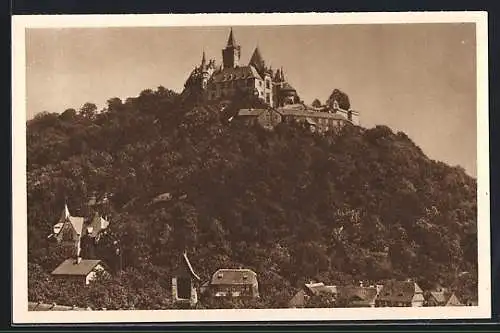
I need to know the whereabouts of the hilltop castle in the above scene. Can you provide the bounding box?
[184,28,300,108]
[184,28,360,130]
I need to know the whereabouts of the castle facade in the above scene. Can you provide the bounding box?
[184,28,300,108]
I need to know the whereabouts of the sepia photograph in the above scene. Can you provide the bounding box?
[12,12,490,323]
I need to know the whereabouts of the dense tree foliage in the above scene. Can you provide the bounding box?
[27,85,477,309]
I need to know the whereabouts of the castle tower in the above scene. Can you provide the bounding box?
[222,28,241,69]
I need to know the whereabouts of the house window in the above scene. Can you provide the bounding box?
[259,80,263,87]
[177,277,191,299]
[266,80,270,89]
[266,93,270,104]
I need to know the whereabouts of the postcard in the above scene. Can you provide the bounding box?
[12,12,490,324]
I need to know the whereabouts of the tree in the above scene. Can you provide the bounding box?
[327,89,350,110]
[59,108,77,121]
[79,102,98,120]
[311,99,322,108]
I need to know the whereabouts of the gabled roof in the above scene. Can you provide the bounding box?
[377,281,423,303]
[211,268,258,285]
[337,286,378,305]
[51,259,103,276]
[69,216,85,236]
[85,213,109,238]
[429,291,462,305]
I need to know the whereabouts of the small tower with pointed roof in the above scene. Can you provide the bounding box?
[222,28,241,69]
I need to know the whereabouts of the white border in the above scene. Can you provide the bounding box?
[12,12,490,324]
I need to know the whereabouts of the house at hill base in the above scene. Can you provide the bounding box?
[335,283,383,308]
[171,252,201,306]
[375,280,425,307]
[425,286,463,307]
[49,199,110,258]
[208,268,259,298]
[51,257,109,285]
[288,282,337,308]
[233,108,282,129]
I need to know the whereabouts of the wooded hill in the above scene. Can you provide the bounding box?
[27,86,478,309]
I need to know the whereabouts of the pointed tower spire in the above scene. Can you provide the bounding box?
[280,67,285,81]
[227,27,236,47]
[249,46,265,74]
[201,50,206,66]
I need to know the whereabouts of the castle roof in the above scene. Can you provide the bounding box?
[280,82,296,92]
[249,47,265,72]
[211,65,262,83]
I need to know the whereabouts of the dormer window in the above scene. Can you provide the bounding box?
[217,273,223,279]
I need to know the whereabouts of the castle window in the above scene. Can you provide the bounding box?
[266,80,270,89]
[259,80,263,87]
[266,93,270,104]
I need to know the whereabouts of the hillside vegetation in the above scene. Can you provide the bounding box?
[27,86,477,309]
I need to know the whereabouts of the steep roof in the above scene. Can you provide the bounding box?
[85,213,109,238]
[183,252,201,281]
[210,65,262,83]
[429,291,462,306]
[226,28,237,47]
[377,281,423,303]
[249,47,265,72]
[69,216,85,236]
[51,259,103,276]
[210,268,258,285]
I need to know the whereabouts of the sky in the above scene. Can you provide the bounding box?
[25,24,477,177]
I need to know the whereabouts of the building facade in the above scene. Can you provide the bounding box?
[209,268,259,298]
[184,28,300,108]
[375,281,425,307]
